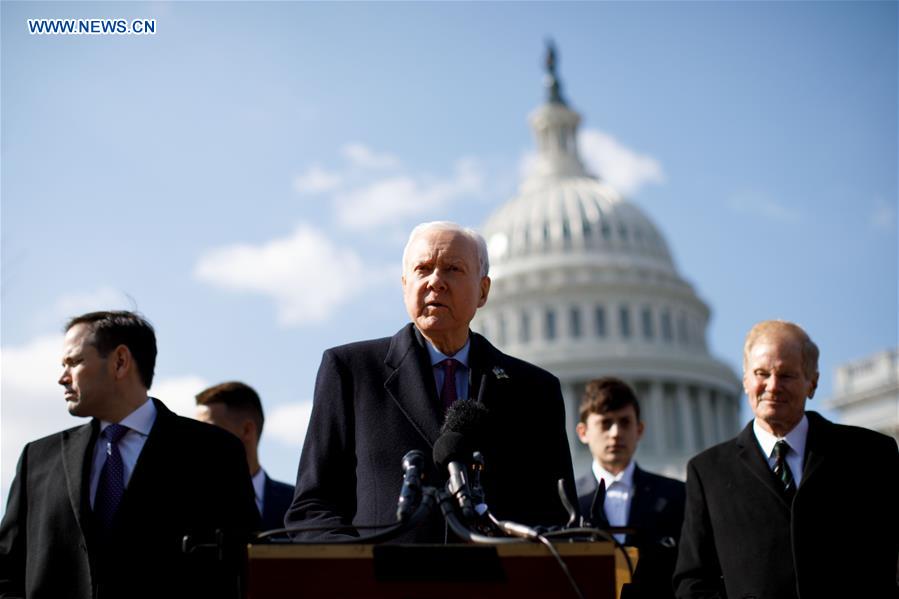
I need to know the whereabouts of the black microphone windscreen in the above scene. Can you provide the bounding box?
[433,431,472,471]
[441,399,489,439]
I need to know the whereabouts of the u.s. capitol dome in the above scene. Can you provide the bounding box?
[473,48,741,478]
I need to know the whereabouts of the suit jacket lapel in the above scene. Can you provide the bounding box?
[384,324,443,446]
[60,421,98,536]
[627,465,653,543]
[800,411,828,486]
[468,332,506,409]
[736,421,790,505]
[119,398,173,516]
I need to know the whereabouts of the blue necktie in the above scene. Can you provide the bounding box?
[95,423,129,529]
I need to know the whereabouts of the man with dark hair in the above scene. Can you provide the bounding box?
[0,311,258,599]
[287,221,575,541]
[575,377,684,599]
[195,381,295,531]
[675,320,899,599]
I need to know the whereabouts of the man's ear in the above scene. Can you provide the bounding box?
[110,344,132,381]
[807,372,819,400]
[575,421,588,444]
[240,419,258,444]
[477,276,491,308]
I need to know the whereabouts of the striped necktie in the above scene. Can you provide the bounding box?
[772,439,796,499]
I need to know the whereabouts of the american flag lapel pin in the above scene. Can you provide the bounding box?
[492,366,509,380]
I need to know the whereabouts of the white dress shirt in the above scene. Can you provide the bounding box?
[89,398,157,507]
[753,414,808,487]
[592,459,636,543]
[252,468,266,515]
[426,337,471,401]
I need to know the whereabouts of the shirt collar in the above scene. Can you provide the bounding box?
[252,468,266,502]
[753,413,809,459]
[100,397,156,437]
[592,459,636,490]
[426,336,471,368]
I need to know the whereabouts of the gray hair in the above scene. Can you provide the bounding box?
[402,221,490,278]
[743,319,820,379]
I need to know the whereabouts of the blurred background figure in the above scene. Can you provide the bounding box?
[195,382,295,531]
[575,377,685,599]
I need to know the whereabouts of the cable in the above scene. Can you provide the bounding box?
[481,511,586,599]
[536,533,585,599]
[540,527,635,579]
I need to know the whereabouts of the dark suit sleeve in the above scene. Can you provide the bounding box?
[261,478,295,532]
[549,376,577,521]
[285,349,359,539]
[491,370,575,526]
[673,459,724,599]
[0,449,27,598]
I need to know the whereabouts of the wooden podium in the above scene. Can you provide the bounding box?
[247,542,636,599]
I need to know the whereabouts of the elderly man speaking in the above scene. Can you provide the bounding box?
[286,221,575,541]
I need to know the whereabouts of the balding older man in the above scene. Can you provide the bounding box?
[286,221,575,542]
[674,320,899,599]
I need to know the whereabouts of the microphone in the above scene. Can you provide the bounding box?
[396,449,425,522]
[433,432,477,522]
[588,478,607,528]
[434,400,488,521]
[440,398,490,438]
[434,400,491,523]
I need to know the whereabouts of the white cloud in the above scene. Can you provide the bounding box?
[264,400,315,450]
[2,333,78,509]
[151,375,211,418]
[292,144,400,196]
[2,333,64,395]
[728,191,801,223]
[578,129,665,196]
[292,141,486,231]
[334,158,485,231]
[341,142,401,170]
[0,333,208,510]
[292,164,342,194]
[869,198,896,232]
[194,223,392,326]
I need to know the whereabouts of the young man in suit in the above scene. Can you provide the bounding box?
[287,221,575,542]
[674,320,899,599]
[0,311,258,599]
[575,377,685,599]
[195,381,295,532]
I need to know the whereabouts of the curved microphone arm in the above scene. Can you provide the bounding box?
[433,487,523,545]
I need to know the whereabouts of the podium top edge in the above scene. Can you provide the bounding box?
[248,541,617,559]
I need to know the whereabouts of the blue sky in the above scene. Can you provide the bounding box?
[2,1,896,507]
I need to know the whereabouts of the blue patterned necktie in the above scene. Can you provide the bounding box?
[95,423,129,529]
[772,439,796,499]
